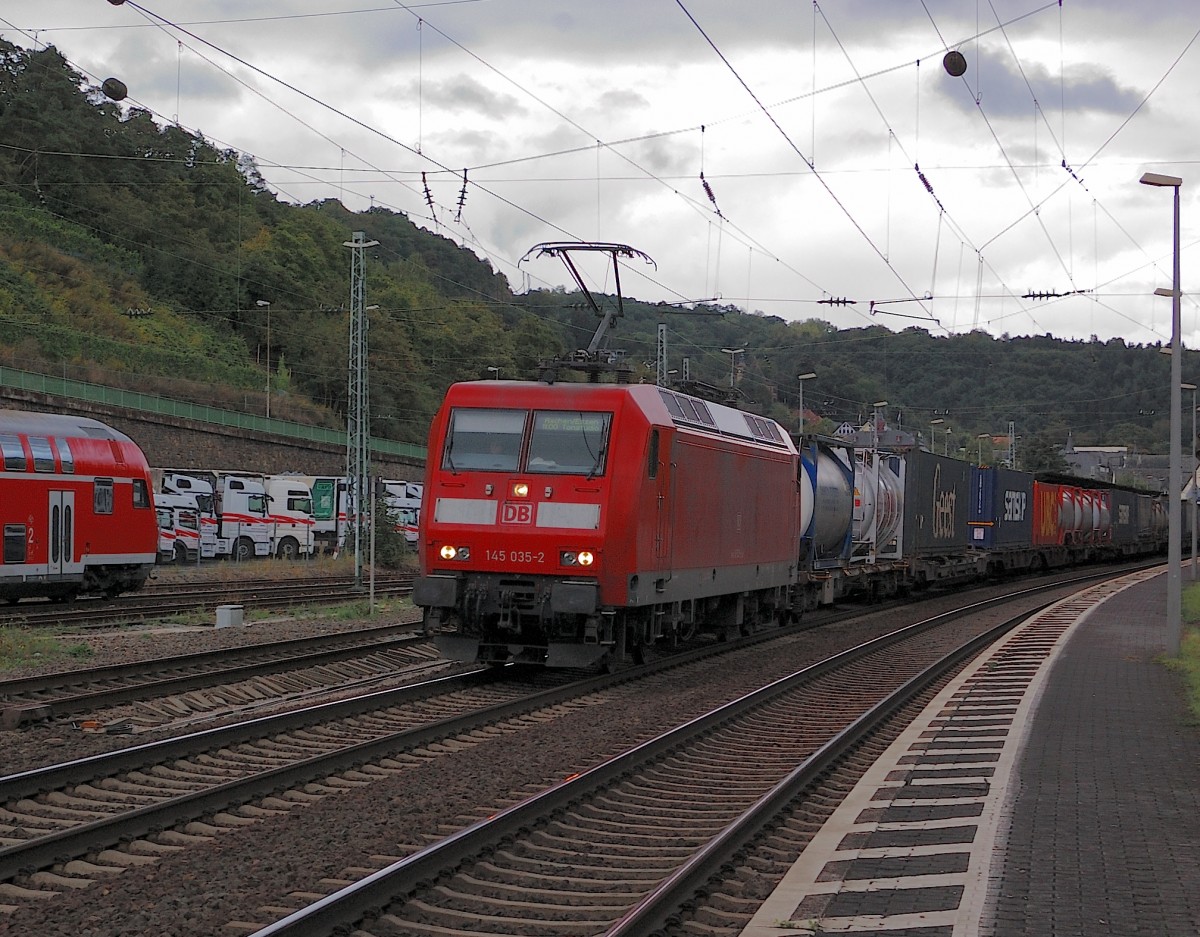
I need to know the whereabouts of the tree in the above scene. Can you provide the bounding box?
[1021,434,1069,474]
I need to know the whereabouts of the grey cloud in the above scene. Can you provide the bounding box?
[395,74,526,119]
[935,51,1143,119]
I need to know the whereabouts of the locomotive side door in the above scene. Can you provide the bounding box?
[47,491,81,579]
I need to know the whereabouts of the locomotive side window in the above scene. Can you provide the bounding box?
[56,438,74,473]
[0,434,26,471]
[29,437,55,472]
[526,411,612,475]
[94,478,114,515]
[444,408,525,471]
[3,525,25,563]
[132,479,151,509]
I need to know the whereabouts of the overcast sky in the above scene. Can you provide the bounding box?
[7,1,1200,348]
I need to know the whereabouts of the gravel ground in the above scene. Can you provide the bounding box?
[0,582,1079,937]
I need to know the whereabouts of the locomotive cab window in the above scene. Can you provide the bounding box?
[0,434,26,471]
[443,408,525,471]
[526,411,611,475]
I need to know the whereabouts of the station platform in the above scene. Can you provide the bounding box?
[739,566,1200,936]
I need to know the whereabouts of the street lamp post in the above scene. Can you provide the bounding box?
[945,427,952,457]
[486,366,500,380]
[721,346,746,388]
[977,432,989,464]
[256,300,271,419]
[872,400,888,451]
[1141,170,1184,654]
[929,417,944,453]
[797,372,817,435]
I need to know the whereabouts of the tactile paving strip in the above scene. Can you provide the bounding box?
[739,567,1163,937]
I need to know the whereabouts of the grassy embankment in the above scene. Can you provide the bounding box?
[1172,582,1200,723]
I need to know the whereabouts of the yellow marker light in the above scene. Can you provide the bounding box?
[511,482,529,498]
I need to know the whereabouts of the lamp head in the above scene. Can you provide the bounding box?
[1141,171,1183,188]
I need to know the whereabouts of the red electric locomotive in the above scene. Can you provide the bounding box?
[0,410,158,603]
[414,380,800,667]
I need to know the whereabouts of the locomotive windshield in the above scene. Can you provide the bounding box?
[443,407,612,476]
[444,408,525,471]
[526,411,610,475]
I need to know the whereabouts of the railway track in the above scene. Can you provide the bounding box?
[0,574,415,629]
[0,620,437,728]
[0,572,1117,925]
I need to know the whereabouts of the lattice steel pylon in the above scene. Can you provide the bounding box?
[344,231,379,589]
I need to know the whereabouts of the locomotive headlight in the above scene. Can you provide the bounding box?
[511,482,529,498]
[439,544,471,561]
[576,550,594,566]
[560,550,595,567]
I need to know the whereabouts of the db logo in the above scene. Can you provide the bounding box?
[501,502,534,525]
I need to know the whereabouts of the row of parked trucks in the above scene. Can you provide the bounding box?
[151,470,422,564]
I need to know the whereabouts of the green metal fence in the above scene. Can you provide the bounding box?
[0,366,426,461]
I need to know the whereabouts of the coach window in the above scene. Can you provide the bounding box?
[132,479,150,509]
[55,438,74,473]
[526,411,612,475]
[444,408,525,472]
[0,434,26,471]
[29,437,55,473]
[94,478,114,515]
[3,525,25,564]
